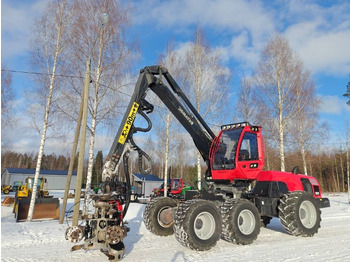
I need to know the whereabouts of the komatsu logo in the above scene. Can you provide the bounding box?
[178,106,194,125]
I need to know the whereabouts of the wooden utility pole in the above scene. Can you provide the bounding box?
[72,59,91,226]
[59,79,85,224]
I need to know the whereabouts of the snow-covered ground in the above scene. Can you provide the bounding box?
[1,192,350,262]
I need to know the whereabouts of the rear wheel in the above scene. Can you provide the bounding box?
[278,191,321,237]
[174,200,222,251]
[4,189,10,194]
[221,199,260,245]
[143,197,177,236]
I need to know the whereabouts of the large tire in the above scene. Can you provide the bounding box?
[143,197,177,236]
[221,199,260,245]
[174,200,222,251]
[4,189,10,194]
[278,191,321,237]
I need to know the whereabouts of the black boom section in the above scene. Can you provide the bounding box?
[107,65,214,166]
[150,81,212,161]
[108,70,150,158]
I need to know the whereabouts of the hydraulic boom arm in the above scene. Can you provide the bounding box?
[102,66,215,197]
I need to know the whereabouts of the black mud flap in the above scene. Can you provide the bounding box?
[318,197,330,208]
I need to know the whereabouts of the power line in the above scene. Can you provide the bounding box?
[3,68,223,128]
[1,69,84,79]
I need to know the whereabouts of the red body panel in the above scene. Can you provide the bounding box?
[257,171,323,198]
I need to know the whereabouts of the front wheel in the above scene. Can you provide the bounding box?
[221,199,260,245]
[174,200,222,251]
[143,197,177,236]
[278,191,321,237]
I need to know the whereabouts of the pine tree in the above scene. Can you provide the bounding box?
[344,79,350,105]
[92,151,103,186]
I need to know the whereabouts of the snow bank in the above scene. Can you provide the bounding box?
[1,193,350,261]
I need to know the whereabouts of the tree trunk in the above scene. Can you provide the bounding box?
[301,144,307,175]
[347,150,350,203]
[339,152,345,192]
[164,112,170,197]
[334,154,340,192]
[277,75,285,172]
[27,0,66,222]
[298,116,308,175]
[83,26,104,215]
[279,119,285,172]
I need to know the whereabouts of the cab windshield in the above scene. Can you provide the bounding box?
[213,128,242,170]
[171,179,179,190]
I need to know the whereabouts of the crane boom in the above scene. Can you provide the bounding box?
[102,65,214,185]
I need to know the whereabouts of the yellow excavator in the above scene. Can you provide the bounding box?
[13,177,59,222]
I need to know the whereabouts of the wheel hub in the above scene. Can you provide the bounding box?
[299,200,317,229]
[194,212,215,240]
[237,209,255,235]
[157,206,173,228]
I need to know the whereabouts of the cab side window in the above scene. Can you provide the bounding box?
[239,132,258,161]
[301,178,313,194]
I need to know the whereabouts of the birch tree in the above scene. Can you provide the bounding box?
[64,0,137,213]
[27,0,71,221]
[289,69,320,175]
[236,76,259,124]
[185,26,231,189]
[255,34,304,172]
[1,67,16,129]
[157,41,185,196]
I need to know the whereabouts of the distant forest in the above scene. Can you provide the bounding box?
[2,148,348,193]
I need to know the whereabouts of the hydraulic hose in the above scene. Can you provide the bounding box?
[122,150,131,218]
[129,110,153,174]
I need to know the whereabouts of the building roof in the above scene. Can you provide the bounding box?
[3,168,77,176]
[132,173,163,182]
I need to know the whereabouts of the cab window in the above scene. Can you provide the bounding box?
[301,178,313,194]
[213,128,242,170]
[239,132,258,161]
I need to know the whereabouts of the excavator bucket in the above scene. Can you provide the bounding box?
[14,198,60,222]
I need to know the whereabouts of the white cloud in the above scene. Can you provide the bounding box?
[319,95,350,115]
[284,1,350,76]
[134,0,275,68]
[285,21,350,76]
[224,31,261,69]
[134,0,350,76]
[2,0,47,60]
[134,0,274,35]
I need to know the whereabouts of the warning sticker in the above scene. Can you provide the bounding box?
[118,102,139,145]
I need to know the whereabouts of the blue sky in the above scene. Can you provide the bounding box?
[1,0,350,155]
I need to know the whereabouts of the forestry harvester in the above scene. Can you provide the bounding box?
[65,66,330,260]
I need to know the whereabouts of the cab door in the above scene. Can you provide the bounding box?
[236,132,262,180]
